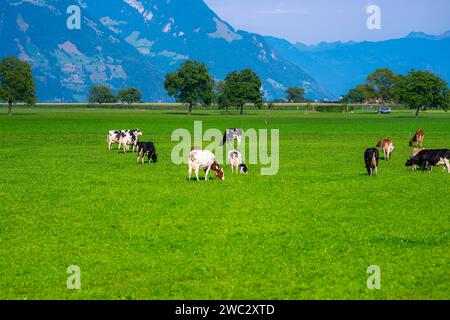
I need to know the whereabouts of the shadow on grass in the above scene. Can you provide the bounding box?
[162,112,261,116]
[162,112,213,116]
[0,113,38,116]
[185,177,223,182]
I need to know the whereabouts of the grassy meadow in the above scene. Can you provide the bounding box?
[0,106,449,300]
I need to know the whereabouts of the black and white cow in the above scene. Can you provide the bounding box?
[107,130,122,150]
[228,150,248,174]
[364,148,379,176]
[221,128,243,146]
[118,129,143,153]
[405,149,450,173]
[137,142,158,164]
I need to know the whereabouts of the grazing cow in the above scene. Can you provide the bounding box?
[409,130,425,147]
[412,148,428,157]
[364,148,379,176]
[228,150,248,174]
[118,129,142,153]
[137,142,157,164]
[410,148,429,171]
[221,128,243,146]
[188,148,225,181]
[107,130,122,150]
[376,138,395,160]
[405,149,450,173]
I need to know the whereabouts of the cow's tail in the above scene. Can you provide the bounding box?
[409,134,416,147]
[376,140,382,148]
[220,132,227,146]
[372,152,378,166]
[365,158,371,175]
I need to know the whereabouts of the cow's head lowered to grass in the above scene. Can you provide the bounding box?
[172,121,279,176]
[211,162,225,181]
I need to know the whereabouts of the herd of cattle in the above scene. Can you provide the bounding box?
[364,130,450,176]
[107,128,449,180]
[107,128,248,181]
[108,129,158,164]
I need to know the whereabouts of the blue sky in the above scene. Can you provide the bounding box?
[204,0,450,44]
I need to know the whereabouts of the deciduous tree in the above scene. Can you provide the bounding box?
[395,70,449,117]
[221,69,263,115]
[285,87,305,103]
[366,68,397,103]
[164,60,214,115]
[0,56,36,115]
[117,88,142,104]
[88,85,116,104]
[342,84,374,103]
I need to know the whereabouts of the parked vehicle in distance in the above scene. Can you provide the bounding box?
[379,107,392,114]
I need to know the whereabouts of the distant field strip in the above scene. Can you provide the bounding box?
[0,103,410,111]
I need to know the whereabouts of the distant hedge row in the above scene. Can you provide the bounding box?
[270,103,406,112]
[7,103,410,112]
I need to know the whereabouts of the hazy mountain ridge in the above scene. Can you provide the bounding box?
[2,0,447,102]
[0,0,330,102]
[265,32,450,98]
[406,30,450,41]
[0,0,167,102]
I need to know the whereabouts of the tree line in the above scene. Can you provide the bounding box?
[164,60,307,115]
[342,67,450,116]
[1,55,448,116]
[0,56,308,115]
[88,86,142,105]
[164,60,265,115]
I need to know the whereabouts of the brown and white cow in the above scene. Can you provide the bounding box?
[376,138,395,160]
[188,148,224,181]
[409,130,425,148]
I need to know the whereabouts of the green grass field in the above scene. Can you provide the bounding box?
[0,107,449,300]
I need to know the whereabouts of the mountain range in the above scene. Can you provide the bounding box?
[265,30,450,98]
[0,0,449,102]
[0,0,329,102]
